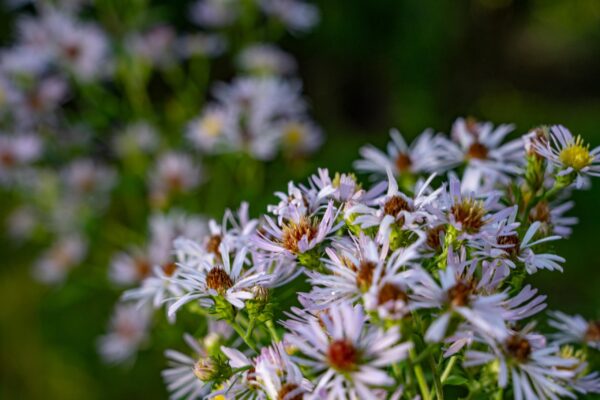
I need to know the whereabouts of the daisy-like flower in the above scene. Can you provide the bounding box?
[348,169,439,247]
[97,303,151,364]
[109,248,153,286]
[310,168,387,207]
[276,118,323,156]
[306,234,419,312]
[150,152,202,205]
[113,122,158,157]
[258,0,320,33]
[189,0,239,28]
[186,106,228,153]
[219,341,312,399]
[168,243,271,318]
[354,128,445,178]
[237,43,297,76]
[437,117,524,191]
[533,125,600,188]
[0,133,42,184]
[43,9,110,80]
[527,199,577,237]
[411,265,509,342]
[493,220,565,274]
[255,200,338,258]
[436,175,516,244]
[548,311,600,350]
[284,302,412,398]
[32,234,87,284]
[465,328,579,400]
[61,158,116,199]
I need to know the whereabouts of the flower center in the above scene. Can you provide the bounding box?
[559,136,593,171]
[450,198,486,234]
[377,283,408,305]
[205,267,233,293]
[327,339,359,371]
[384,195,411,218]
[395,153,412,172]
[355,261,376,291]
[505,335,532,362]
[529,201,551,224]
[467,142,488,160]
[206,234,222,256]
[200,114,223,137]
[497,235,520,258]
[64,43,81,61]
[585,321,600,342]
[161,262,177,277]
[134,257,151,279]
[281,217,318,253]
[447,280,474,307]
[426,225,446,251]
[283,122,305,146]
[278,383,303,400]
[0,150,16,167]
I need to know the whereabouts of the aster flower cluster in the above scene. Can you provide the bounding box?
[0,1,322,286]
[109,120,600,399]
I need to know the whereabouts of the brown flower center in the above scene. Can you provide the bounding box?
[206,234,222,256]
[448,280,474,307]
[134,258,151,279]
[467,142,488,160]
[529,201,551,224]
[0,151,16,167]
[161,262,178,277]
[281,217,318,253]
[377,283,408,305]
[506,335,532,362]
[327,339,358,371]
[585,321,600,342]
[497,235,521,258]
[64,44,82,61]
[355,261,376,291]
[278,383,303,400]
[395,153,412,173]
[205,267,233,293]
[450,199,486,234]
[384,195,412,218]
[426,225,446,251]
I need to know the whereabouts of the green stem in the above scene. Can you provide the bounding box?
[409,347,431,400]
[265,319,280,342]
[231,320,257,352]
[428,354,444,400]
[440,356,457,383]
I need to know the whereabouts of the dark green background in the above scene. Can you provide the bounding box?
[1,0,599,398]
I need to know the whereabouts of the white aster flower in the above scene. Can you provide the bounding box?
[97,303,151,364]
[465,329,578,400]
[548,311,600,350]
[284,302,412,398]
[533,125,600,188]
[32,234,87,284]
[237,43,296,76]
[354,128,446,178]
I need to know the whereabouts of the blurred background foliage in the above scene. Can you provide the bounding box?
[1,0,600,398]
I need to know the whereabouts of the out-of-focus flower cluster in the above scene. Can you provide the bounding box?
[0,0,322,285]
[108,120,600,399]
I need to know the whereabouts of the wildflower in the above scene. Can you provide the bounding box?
[98,303,150,364]
[32,234,87,284]
[549,311,600,350]
[285,302,411,398]
[237,43,297,76]
[439,117,524,191]
[355,128,445,178]
[258,0,320,33]
[533,125,600,188]
[465,328,579,399]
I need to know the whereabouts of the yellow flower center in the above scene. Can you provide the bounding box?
[283,122,305,146]
[559,136,593,171]
[200,114,223,137]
